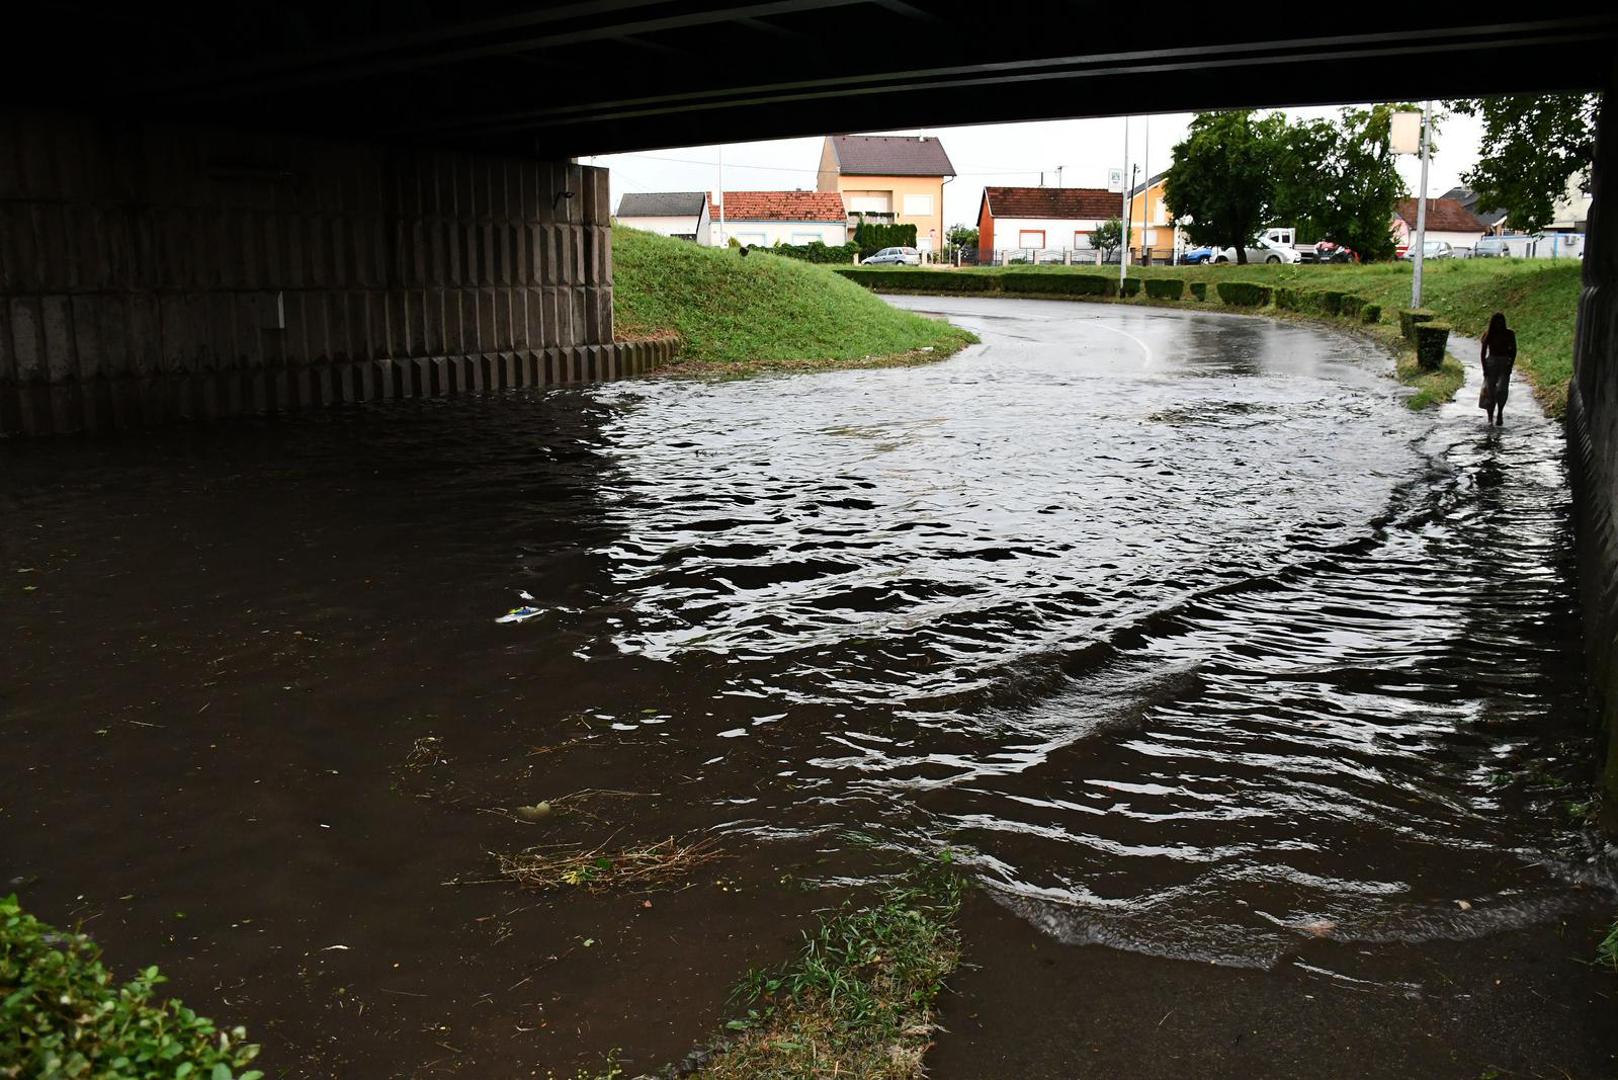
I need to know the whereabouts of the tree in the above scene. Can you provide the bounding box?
[1448,93,1599,231]
[945,223,978,249]
[1090,217,1123,257]
[1163,110,1288,263]
[1272,104,1412,261]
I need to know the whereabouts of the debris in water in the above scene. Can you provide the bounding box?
[498,837,723,892]
[514,802,552,822]
[497,605,544,625]
[1455,899,1473,911]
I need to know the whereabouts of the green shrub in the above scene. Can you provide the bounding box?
[1399,307,1437,340]
[1143,279,1185,301]
[1274,286,1300,310]
[1362,302,1382,324]
[1319,290,1346,316]
[1188,282,1207,301]
[771,241,860,264]
[999,273,1117,298]
[0,895,262,1079]
[1120,278,1142,298]
[1415,320,1451,370]
[1340,294,1364,318]
[833,268,995,293]
[1217,281,1272,307]
[852,220,918,258]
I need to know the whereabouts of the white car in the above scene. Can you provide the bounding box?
[1211,237,1301,265]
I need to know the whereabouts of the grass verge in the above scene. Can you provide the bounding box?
[611,227,976,371]
[1,894,262,1079]
[842,259,1579,415]
[691,868,963,1080]
[1395,350,1467,411]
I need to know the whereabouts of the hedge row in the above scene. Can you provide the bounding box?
[852,220,918,258]
[770,240,860,264]
[1001,272,1118,297]
[1189,282,1208,301]
[1217,281,1273,307]
[1144,279,1184,300]
[832,268,996,292]
[1273,286,1382,325]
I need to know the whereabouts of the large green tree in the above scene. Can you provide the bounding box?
[1448,93,1600,231]
[1163,110,1287,263]
[1272,104,1412,261]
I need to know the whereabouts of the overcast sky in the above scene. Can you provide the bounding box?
[594,104,1485,230]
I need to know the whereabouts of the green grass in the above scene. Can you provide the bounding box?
[695,869,963,1080]
[1599,917,1618,973]
[1397,350,1467,411]
[1,894,262,1079]
[926,260,1580,416]
[611,227,975,371]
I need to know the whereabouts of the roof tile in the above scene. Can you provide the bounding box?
[983,187,1120,220]
[829,135,955,177]
[708,190,847,223]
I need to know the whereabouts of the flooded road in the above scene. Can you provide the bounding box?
[3,298,1613,1076]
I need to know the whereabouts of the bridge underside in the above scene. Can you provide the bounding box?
[2,6,1615,156]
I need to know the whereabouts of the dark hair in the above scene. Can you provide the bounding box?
[1486,312,1508,341]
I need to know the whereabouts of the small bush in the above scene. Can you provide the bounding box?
[1274,286,1299,310]
[1120,278,1142,298]
[999,273,1117,298]
[772,241,859,264]
[1143,279,1184,301]
[1362,302,1382,324]
[834,268,995,293]
[1399,307,1437,341]
[1415,320,1451,370]
[1319,290,1346,316]
[852,220,918,258]
[1217,281,1272,307]
[1340,294,1364,318]
[1188,282,1207,301]
[0,894,262,1079]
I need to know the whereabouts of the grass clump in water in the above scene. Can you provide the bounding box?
[498,837,723,892]
[1395,347,1466,411]
[695,868,963,1080]
[1598,917,1618,973]
[612,227,975,371]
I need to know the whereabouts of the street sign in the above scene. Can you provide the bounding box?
[1106,168,1125,193]
[1391,111,1422,155]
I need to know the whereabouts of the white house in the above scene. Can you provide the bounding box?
[709,191,849,247]
[1391,197,1487,254]
[615,191,711,243]
[977,186,1121,261]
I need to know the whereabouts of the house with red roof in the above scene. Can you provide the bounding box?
[708,190,850,248]
[977,187,1122,262]
[1391,197,1488,255]
[817,135,955,253]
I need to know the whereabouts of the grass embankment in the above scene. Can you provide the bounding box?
[862,259,1578,415]
[691,870,963,1080]
[611,227,974,373]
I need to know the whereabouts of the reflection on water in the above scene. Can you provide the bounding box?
[2,299,1608,987]
[583,300,1610,967]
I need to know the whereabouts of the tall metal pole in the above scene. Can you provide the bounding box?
[1412,100,1431,307]
[1140,116,1151,264]
[717,146,727,247]
[1119,115,1131,287]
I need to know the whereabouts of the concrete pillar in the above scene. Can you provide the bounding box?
[0,108,652,435]
[1569,66,1618,818]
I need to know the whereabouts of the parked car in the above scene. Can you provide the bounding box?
[1312,240,1357,264]
[863,246,920,266]
[1401,240,1454,261]
[1211,236,1301,265]
[1181,246,1216,265]
[1474,237,1511,258]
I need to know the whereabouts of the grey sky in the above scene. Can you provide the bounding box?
[596,105,1484,231]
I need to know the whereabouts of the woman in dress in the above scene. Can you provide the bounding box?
[1480,312,1517,427]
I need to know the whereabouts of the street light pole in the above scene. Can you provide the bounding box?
[717,145,727,247]
[1119,115,1131,287]
[1412,100,1432,307]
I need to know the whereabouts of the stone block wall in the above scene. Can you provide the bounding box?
[0,109,670,434]
[1569,78,1618,814]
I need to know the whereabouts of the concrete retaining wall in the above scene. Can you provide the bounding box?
[0,109,669,434]
[1569,81,1618,813]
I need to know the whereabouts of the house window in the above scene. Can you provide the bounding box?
[902,193,934,216]
[1018,229,1045,248]
[1073,230,1091,249]
[734,231,767,246]
[846,191,892,213]
[791,231,823,244]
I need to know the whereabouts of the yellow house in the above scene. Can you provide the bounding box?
[1126,171,1177,261]
[816,135,954,253]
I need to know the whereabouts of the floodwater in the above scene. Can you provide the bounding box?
[3,297,1614,1077]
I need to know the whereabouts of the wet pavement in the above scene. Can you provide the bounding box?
[2,297,1614,1077]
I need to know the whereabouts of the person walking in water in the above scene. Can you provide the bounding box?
[1480,312,1517,427]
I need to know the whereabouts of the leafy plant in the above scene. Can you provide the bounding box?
[1448,93,1600,232]
[1089,217,1124,258]
[0,895,262,1080]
